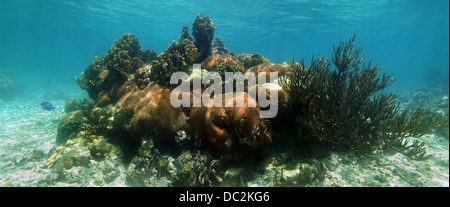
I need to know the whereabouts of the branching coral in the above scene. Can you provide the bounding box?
[236,54,271,70]
[76,33,157,102]
[75,55,105,100]
[141,49,158,64]
[381,107,449,159]
[179,25,194,42]
[211,37,230,55]
[149,39,199,87]
[279,35,448,157]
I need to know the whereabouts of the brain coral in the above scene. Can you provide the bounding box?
[189,92,271,150]
[201,54,245,73]
[247,63,295,76]
[116,82,186,140]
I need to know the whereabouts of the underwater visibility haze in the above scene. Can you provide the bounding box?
[0,0,448,187]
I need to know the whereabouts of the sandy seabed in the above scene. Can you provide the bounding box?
[0,83,448,187]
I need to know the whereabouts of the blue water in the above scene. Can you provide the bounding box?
[0,0,449,187]
[0,0,448,91]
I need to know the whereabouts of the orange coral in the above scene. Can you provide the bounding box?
[116,82,186,139]
[189,92,271,149]
[247,63,296,81]
[247,84,288,109]
[201,54,245,72]
[244,63,295,106]
[93,76,138,108]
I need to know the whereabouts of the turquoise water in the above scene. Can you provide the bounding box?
[0,0,448,187]
[1,0,448,90]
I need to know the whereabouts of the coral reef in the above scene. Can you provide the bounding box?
[278,35,448,157]
[89,105,115,135]
[88,135,114,160]
[247,62,295,82]
[211,37,231,55]
[50,16,449,187]
[125,139,167,186]
[381,107,449,159]
[56,110,88,145]
[53,146,92,179]
[149,39,199,87]
[201,54,245,75]
[46,136,125,186]
[189,92,271,150]
[397,86,449,140]
[64,98,90,113]
[133,66,152,89]
[179,25,194,42]
[141,49,158,65]
[192,14,216,62]
[126,139,225,187]
[114,82,186,143]
[47,97,125,186]
[236,54,271,70]
[75,33,157,104]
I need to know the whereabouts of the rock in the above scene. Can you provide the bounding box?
[324,152,340,171]
[53,147,92,182]
[56,110,88,145]
[88,136,114,159]
[222,168,246,187]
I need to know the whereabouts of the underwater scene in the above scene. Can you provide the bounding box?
[0,0,448,187]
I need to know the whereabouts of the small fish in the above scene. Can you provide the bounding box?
[40,101,56,111]
[143,70,150,79]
